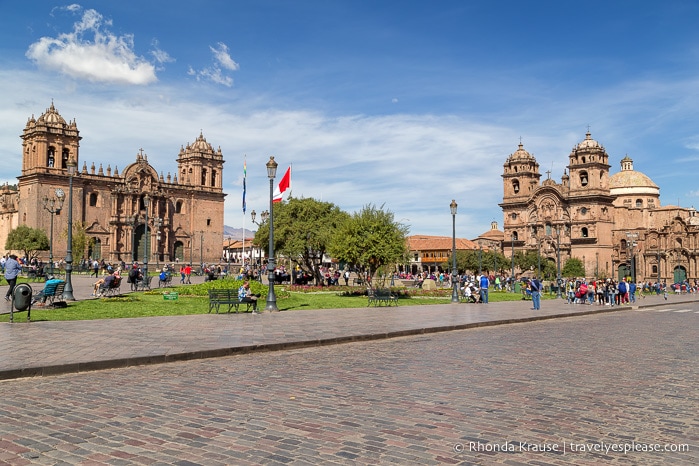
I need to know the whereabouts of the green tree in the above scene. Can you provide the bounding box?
[329,204,408,283]
[254,197,348,284]
[562,257,586,278]
[5,225,49,260]
[60,221,92,263]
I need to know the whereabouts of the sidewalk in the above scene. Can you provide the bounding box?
[0,279,696,380]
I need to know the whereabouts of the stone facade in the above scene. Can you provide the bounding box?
[0,103,226,267]
[500,131,699,283]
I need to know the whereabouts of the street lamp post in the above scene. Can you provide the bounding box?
[200,230,204,269]
[450,200,459,303]
[556,225,562,299]
[626,232,638,283]
[478,241,482,275]
[128,215,137,262]
[43,189,65,276]
[537,236,542,279]
[511,233,515,290]
[251,209,270,282]
[154,217,162,270]
[143,195,150,280]
[63,158,77,300]
[265,156,279,311]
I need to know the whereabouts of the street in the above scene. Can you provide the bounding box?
[0,305,696,465]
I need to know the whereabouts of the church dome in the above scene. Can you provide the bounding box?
[36,102,67,126]
[190,132,214,152]
[609,156,659,196]
[576,131,601,150]
[508,142,534,161]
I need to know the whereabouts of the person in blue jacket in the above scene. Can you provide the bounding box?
[4,254,22,301]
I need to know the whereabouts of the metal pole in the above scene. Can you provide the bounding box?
[265,157,278,311]
[478,243,482,275]
[63,167,76,300]
[556,226,562,299]
[511,234,515,289]
[143,198,149,280]
[450,200,459,303]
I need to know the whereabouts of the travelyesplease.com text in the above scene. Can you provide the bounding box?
[454,440,690,455]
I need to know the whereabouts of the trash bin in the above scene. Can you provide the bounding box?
[11,283,33,323]
[514,282,521,293]
[13,283,33,311]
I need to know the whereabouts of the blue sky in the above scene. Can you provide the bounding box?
[2,1,699,239]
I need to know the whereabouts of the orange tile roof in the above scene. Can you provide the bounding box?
[407,235,477,251]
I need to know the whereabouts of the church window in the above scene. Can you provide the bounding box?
[89,193,98,207]
[545,224,552,236]
[62,149,69,169]
[652,265,658,274]
[175,200,183,214]
[202,168,207,186]
[579,171,588,187]
[635,199,643,208]
[512,231,518,241]
[580,207,587,215]
[47,146,56,167]
[512,180,520,194]
[207,218,211,226]
[581,227,588,238]
[212,169,217,186]
[581,156,586,164]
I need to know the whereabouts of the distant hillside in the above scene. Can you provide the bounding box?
[224,225,255,240]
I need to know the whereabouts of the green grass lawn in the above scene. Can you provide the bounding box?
[0,281,542,322]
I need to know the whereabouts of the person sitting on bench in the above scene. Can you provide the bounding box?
[238,280,260,312]
[93,270,116,296]
[32,276,65,305]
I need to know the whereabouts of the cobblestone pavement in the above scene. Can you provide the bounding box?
[0,305,696,465]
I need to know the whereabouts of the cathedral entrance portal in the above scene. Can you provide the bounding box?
[618,264,631,282]
[673,265,687,284]
[174,241,184,262]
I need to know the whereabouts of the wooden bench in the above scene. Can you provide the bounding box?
[208,289,254,313]
[98,276,122,297]
[134,276,153,292]
[32,281,66,307]
[367,288,398,307]
[353,278,365,286]
[158,273,173,288]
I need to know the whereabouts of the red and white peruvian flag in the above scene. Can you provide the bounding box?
[273,166,291,203]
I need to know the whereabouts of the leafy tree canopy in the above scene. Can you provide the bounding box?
[329,204,408,280]
[562,257,586,278]
[5,225,49,260]
[254,197,348,284]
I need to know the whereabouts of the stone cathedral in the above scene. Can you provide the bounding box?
[500,131,699,283]
[0,103,226,267]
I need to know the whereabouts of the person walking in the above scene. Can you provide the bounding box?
[479,273,490,304]
[530,276,542,310]
[4,254,22,301]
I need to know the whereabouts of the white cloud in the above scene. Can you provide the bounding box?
[26,7,158,85]
[187,42,238,87]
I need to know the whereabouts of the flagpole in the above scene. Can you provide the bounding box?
[242,156,247,273]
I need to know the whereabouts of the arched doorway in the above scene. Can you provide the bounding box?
[173,241,184,262]
[88,238,102,260]
[673,265,687,284]
[618,264,630,281]
[134,225,148,263]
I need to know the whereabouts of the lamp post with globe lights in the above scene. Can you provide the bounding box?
[265,157,279,312]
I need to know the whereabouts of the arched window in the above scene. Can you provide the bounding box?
[89,193,98,207]
[579,171,589,187]
[652,265,658,274]
[581,227,588,238]
[512,180,520,194]
[512,231,519,241]
[635,199,643,208]
[201,168,207,186]
[211,169,217,187]
[47,146,56,167]
[62,149,69,169]
[175,200,183,214]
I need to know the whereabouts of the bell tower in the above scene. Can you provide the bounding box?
[20,102,81,175]
[176,132,224,192]
[567,130,610,195]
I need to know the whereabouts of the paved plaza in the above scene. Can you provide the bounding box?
[0,278,697,464]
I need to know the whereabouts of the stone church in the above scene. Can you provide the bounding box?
[0,103,226,268]
[500,131,699,284]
